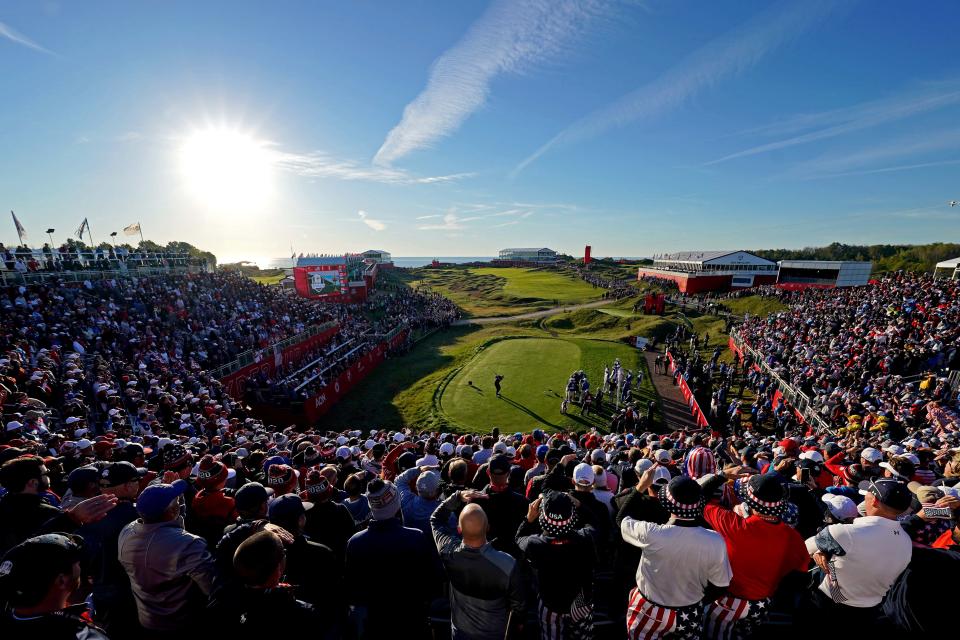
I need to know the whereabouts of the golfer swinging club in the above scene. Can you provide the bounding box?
[494,374,504,397]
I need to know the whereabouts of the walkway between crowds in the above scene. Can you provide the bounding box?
[643,351,700,432]
[452,298,616,325]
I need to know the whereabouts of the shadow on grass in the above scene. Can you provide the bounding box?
[320,325,480,428]
[499,395,562,429]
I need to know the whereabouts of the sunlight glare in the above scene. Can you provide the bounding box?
[179,127,274,212]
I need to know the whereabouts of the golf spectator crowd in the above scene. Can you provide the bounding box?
[0,243,206,275]
[0,267,958,640]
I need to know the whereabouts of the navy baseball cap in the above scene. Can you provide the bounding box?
[234,482,273,513]
[858,479,911,512]
[137,479,188,519]
[267,494,313,523]
[101,461,145,487]
[67,465,101,491]
[488,453,512,475]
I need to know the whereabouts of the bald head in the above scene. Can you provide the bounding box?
[458,503,488,547]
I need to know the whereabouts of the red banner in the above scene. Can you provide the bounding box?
[304,330,409,421]
[220,326,340,398]
[666,351,710,428]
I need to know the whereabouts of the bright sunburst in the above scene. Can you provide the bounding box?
[179,127,274,212]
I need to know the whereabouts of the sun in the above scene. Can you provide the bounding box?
[178,127,274,212]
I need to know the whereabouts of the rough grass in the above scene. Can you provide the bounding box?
[722,295,788,318]
[402,266,602,317]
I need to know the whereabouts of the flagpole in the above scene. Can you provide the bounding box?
[87,220,94,249]
[138,222,144,245]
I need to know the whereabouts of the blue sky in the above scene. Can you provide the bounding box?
[1,0,959,263]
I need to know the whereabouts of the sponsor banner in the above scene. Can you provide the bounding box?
[221,326,339,398]
[666,351,710,428]
[304,330,408,421]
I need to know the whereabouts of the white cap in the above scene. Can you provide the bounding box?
[800,450,824,464]
[635,458,654,475]
[336,436,348,446]
[493,442,508,454]
[439,442,455,456]
[651,466,672,486]
[76,438,93,450]
[653,449,671,464]
[903,453,920,465]
[393,432,406,443]
[590,449,605,463]
[74,428,89,438]
[235,448,249,458]
[5,421,22,432]
[364,439,376,450]
[64,416,83,425]
[886,444,905,456]
[860,447,883,463]
[573,463,595,487]
[822,493,859,521]
[336,446,352,459]
[505,446,516,457]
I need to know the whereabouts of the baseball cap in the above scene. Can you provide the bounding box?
[650,466,672,486]
[67,465,101,491]
[635,458,654,475]
[416,470,441,496]
[0,534,85,607]
[488,453,512,475]
[821,493,859,521]
[653,449,671,464]
[860,447,883,463]
[234,482,273,513]
[100,461,145,487]
[858,479,912,512]
[137,479,188,519]
[573,463,595,487]
[439,442,455,456]
[268,494,313,523]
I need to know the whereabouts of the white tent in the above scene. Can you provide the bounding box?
[934,256,960,279]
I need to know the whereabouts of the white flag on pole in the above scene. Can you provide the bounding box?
[123,222,141,236]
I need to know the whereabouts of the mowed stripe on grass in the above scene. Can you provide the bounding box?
[441,336,652,432]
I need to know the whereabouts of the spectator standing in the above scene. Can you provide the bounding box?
[117,479,218,633]
[516,491,597,640]
[431,489,526,640]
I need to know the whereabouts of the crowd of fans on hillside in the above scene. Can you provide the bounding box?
[571,266,637,300]
[0,268,958,639]
[243,290,459,405]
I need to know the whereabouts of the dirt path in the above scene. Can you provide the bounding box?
[643,351,701,432]
[452,298,618,325]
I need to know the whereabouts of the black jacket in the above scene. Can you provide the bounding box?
[0,604,110,640]
[516,518,597,612]
[0,492,76,556]
[431,494,525,639]
[304,500,355,561]
[478,485,528,558]
[211,586,331,640]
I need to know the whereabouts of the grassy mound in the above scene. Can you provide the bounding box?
[404,266,603,317]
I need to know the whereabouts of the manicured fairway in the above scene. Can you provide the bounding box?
[440,336,655,432]
[406,266,603,317]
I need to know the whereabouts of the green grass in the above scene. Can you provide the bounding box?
[722,295,788,318]
[403,266,603,317]
[249,273,286,286]
[321,323,659,433]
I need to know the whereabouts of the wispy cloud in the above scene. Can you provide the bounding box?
[418,211,465,231]
[416,206,535,231]
[271,149,473,185]
[789,127,960,179]
[357,210,386,231]
[116,131,143,142]
[374,0,610,166]
[513,0,847,175]
[0,20,54,54]
[706,81,960,165]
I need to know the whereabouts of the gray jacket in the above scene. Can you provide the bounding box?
[117,516,217,631]
[431,494,526,640]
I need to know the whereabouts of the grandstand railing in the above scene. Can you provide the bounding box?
[369,322,409,343]
[729,328,835,434]
[209,321,339,380]
[0,264,205,286]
